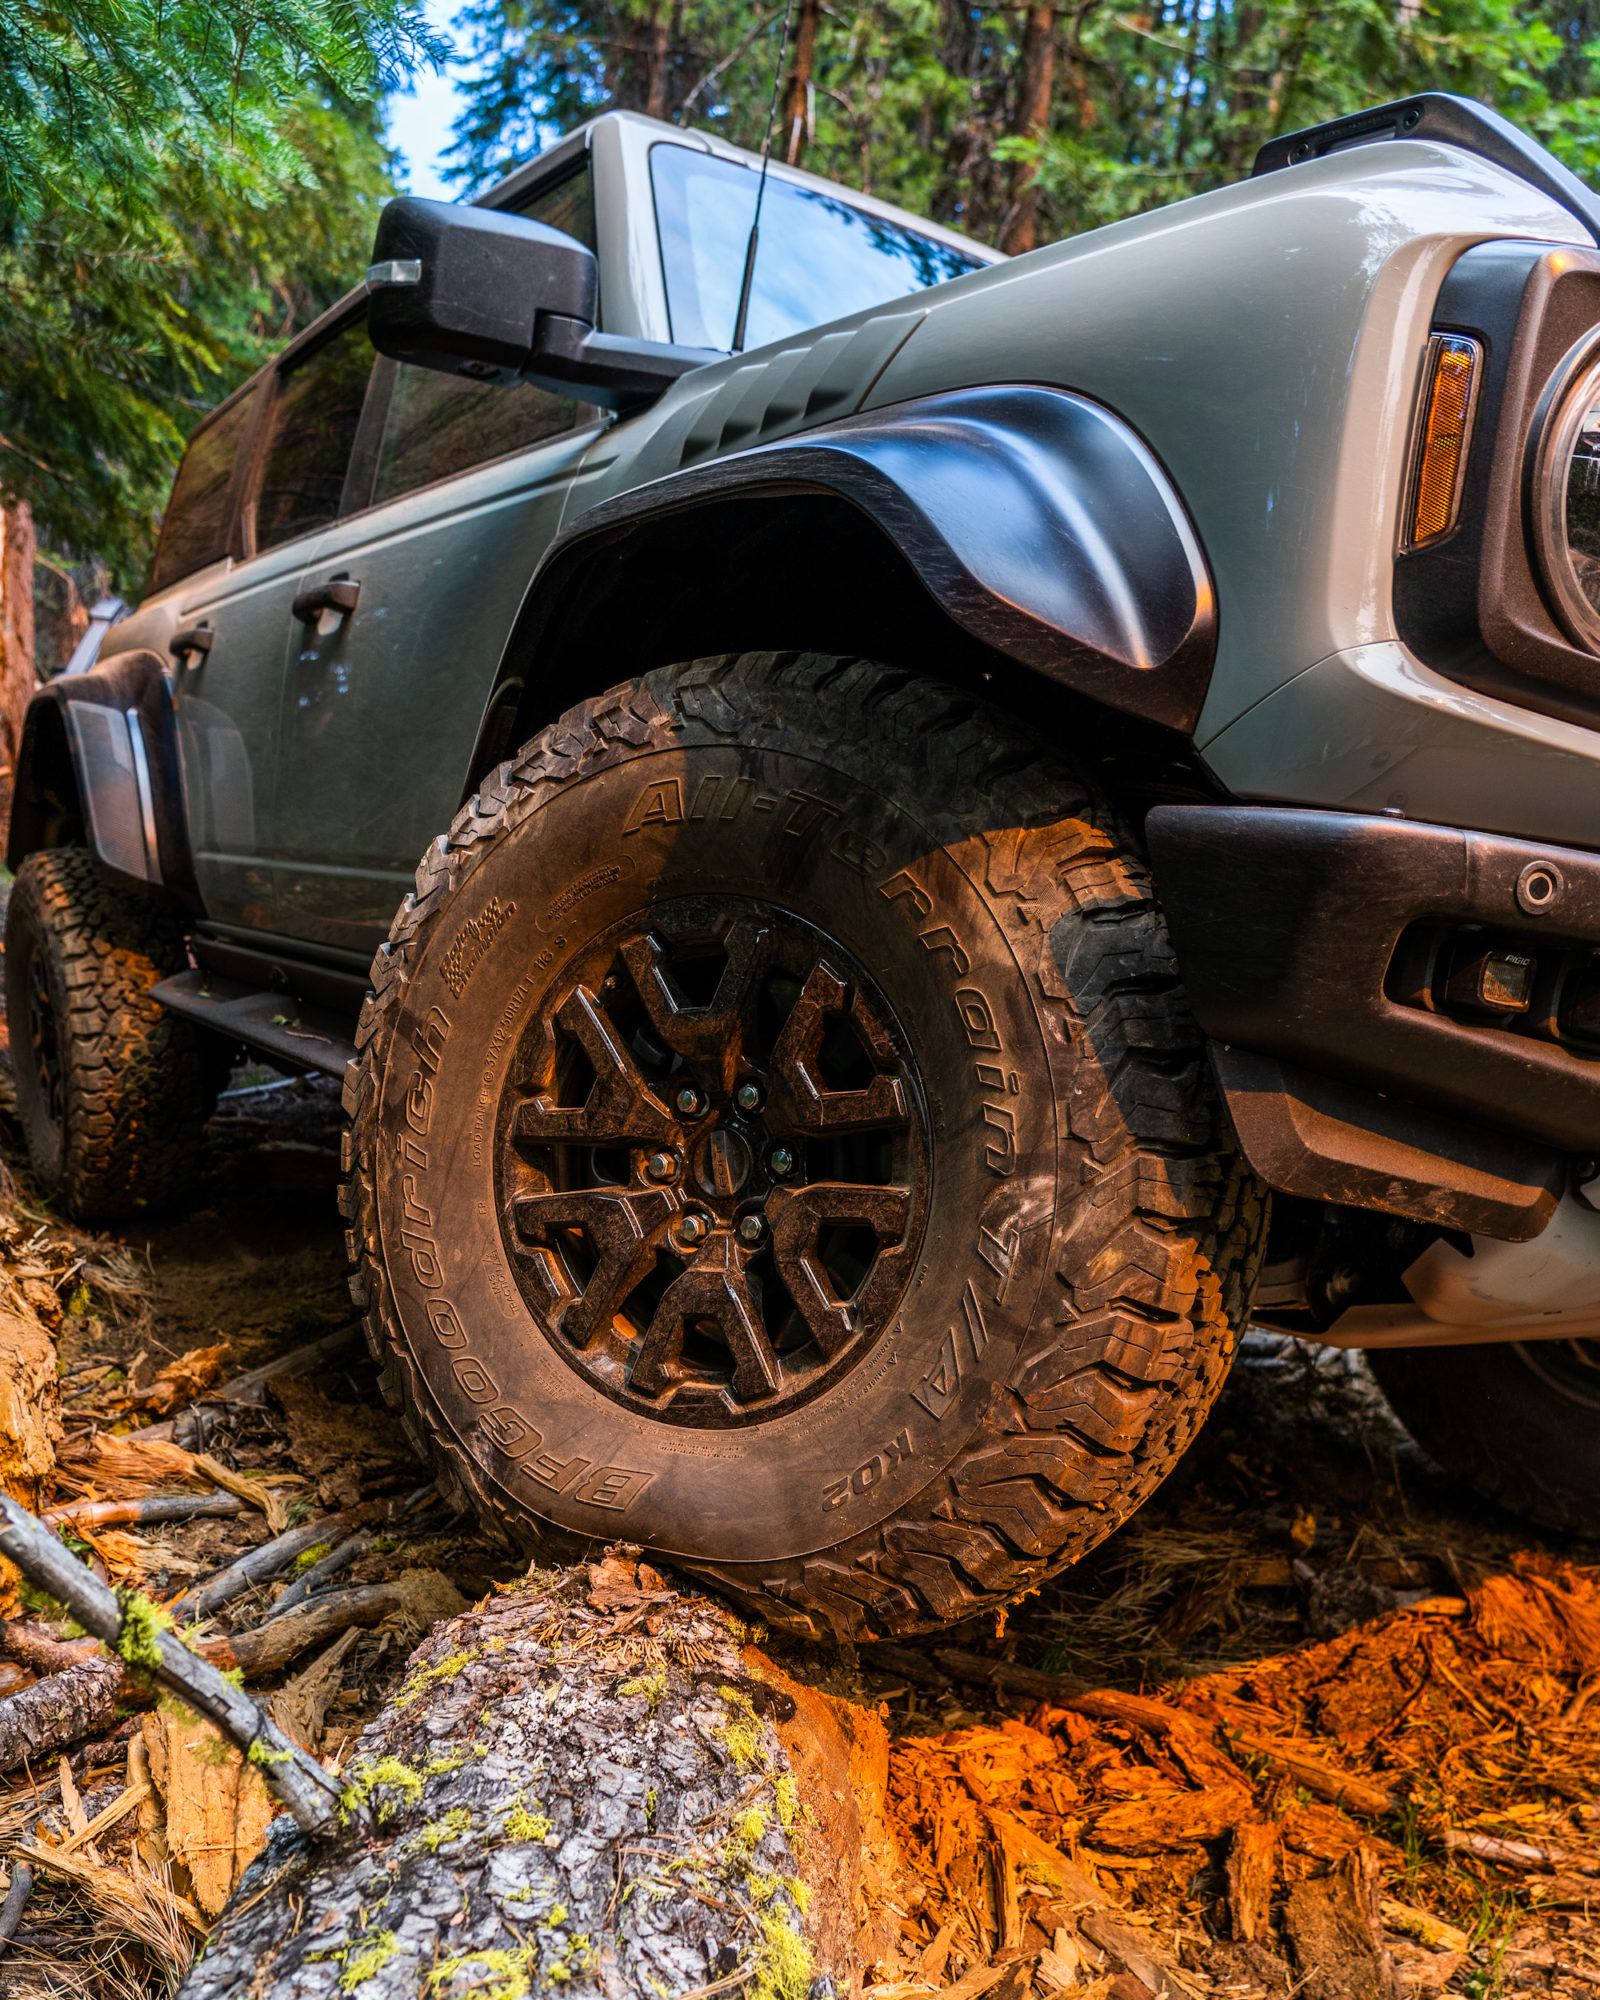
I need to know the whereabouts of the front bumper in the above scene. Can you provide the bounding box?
[1147,804,1600,1155]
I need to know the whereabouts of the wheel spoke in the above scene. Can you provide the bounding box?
[766,962,908,1133]
[767,1182,913,1355]
[514,986,677,1147]
[621,921,769,1092]
[513,1187,676,1348]
[631,1232,779,1402]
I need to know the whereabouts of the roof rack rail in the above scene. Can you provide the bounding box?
[1253,93,1600,250]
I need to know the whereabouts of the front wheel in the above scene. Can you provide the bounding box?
[343,653,1267,1639]
[1368,1340,1600,1533]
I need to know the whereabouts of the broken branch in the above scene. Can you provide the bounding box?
[0,1494,347,1837]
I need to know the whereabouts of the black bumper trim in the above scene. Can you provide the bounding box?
[1146,805,1600,1154]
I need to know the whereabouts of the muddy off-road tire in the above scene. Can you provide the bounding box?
[343,654,1267,1639]
[1368,1341,1600,1534]
[5,847,208,1220]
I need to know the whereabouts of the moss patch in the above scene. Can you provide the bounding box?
[114,1589,172,1673]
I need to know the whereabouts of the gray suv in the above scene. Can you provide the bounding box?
[13,93,1600,1638]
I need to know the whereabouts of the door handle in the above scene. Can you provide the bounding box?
[292,577,361,624]
[170,624,214,659]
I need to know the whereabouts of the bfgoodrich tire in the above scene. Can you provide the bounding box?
[343,654,1267,1639]
[5,847,208,1220]
[1368,1340,1600,1534]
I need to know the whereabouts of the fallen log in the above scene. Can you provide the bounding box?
[178,1556,848,2000]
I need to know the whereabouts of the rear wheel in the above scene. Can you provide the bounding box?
[5,848,208,1220]
[343,653,1267,1638]
[1368,1340,1600,1533]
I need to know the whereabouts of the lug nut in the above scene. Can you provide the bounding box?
[769,1146,795,1178]
[735,1082,763,1113]
[645,1151,678,1183]
[679,1213,709,1246]
[738,1214,766,1246]
[676,1085,706,1117]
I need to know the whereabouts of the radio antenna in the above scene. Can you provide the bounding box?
[730,0,795,354]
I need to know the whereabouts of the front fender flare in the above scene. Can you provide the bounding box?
[9,649,197,907]
[498,384,1216,745]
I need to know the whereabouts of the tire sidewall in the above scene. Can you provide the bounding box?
[373,731,1062,1564]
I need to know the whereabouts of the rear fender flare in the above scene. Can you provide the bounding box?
[9,649,198,908]
[467,384,1217,787]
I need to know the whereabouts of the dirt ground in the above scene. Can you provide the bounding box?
[0,1059,1596,2000]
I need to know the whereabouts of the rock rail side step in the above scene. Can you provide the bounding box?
[151,969,357,1081]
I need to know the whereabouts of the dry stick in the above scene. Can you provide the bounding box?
[262,1533,372,1622]
[41,1495,246,1531]
[214,1583,406,1677]
[1443,1828,1600,1876]
[0,1495,348,1838]
[0,1860,34,1957]
[0,1620,101,1675]
[170,1501,389,1621]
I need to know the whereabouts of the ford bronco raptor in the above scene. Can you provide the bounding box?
[13,94,1600,1638]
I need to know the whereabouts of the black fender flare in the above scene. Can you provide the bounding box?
[8,649,198,908]
[468,384,1217,782]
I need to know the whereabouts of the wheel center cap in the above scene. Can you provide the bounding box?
[696,1126,753,1198]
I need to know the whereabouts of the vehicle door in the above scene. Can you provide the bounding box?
[173,311,374,933]
[269,165,607,960]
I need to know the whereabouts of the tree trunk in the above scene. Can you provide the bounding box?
[1001,4,1056,256]
[783,0,822,165]
[644,3,672,120]
[0,498,37,853]
[176,1552,902,2000]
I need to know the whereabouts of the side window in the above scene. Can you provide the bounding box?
[369,163,595,508]
[254,315,375,553]
[651,144,981,352]
[148,389,257,594]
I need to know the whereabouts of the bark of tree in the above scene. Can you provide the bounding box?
[644,3,672,120]
[782,0,821,165]
[176,1554,897,2000]
[1001,4,1056,255]
[0,499,37,853]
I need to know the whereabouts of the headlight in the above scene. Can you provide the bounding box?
[1533,340,1600,650]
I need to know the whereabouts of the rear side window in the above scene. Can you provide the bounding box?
[254,316,375,553]
[148,390,256,594]
[651,145,981,352]
[369,163,594,507]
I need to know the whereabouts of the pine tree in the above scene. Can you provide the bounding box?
[0,0,443,583]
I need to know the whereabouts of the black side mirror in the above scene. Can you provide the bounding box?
[367,197,717,413]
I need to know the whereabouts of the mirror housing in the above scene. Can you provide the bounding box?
[367,196,718,413]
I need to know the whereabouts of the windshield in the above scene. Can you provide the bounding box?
[651,143,983,353]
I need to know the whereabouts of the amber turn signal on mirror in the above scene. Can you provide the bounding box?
[1401,333,1481,549]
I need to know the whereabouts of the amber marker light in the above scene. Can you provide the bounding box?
[1402,333,1482,550]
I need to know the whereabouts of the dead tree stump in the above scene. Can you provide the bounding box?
[178,1554,862,2000]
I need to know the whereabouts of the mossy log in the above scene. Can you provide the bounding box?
[178,1553,900,2000]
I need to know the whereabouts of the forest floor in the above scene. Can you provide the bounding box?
[0,1063,1596,2000]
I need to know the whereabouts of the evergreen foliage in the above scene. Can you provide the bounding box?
[0,1,441,580]
[442,0,1600,249]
